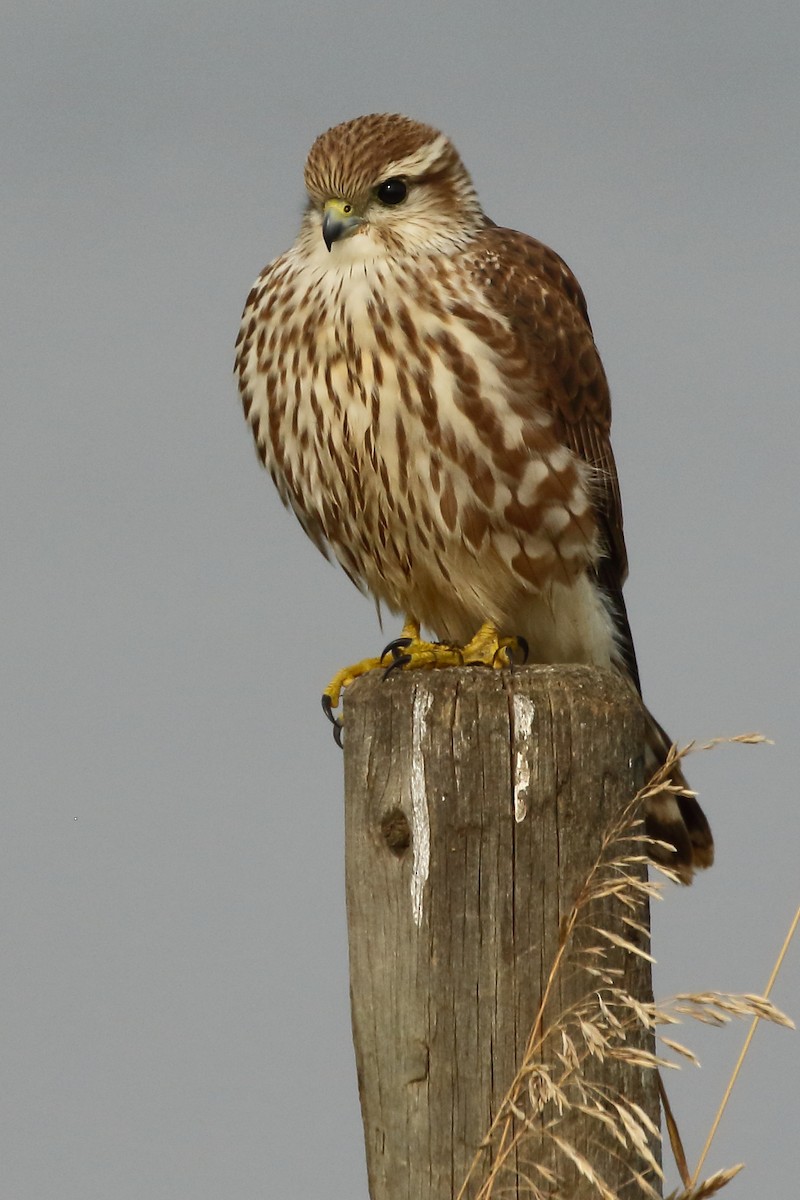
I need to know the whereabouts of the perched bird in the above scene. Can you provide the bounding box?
[235,113,713,881]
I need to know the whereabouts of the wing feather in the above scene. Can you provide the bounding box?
[465,225,641,690]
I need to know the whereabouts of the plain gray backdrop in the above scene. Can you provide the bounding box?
[3,3,798,1197]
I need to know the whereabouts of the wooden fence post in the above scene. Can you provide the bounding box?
[343,664,661,1200]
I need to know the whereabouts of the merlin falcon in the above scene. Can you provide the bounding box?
[235,113,713,882]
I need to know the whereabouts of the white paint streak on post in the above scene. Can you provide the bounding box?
[410,687,433,926]
[511,694,536,822]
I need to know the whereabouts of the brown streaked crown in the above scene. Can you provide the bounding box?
[303,113,462,206]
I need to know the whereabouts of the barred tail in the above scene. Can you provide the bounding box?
[643,709,714,885]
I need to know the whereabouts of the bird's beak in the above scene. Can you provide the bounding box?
[322,198,364,251]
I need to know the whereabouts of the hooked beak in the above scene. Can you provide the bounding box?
[322,198,364,251]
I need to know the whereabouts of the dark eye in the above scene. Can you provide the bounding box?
[376,177,408,206]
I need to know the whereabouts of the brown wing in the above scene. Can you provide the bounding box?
[466,224,641,691]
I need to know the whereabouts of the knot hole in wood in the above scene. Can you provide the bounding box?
[380,807,411,857]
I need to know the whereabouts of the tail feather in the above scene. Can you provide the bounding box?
[602,585,714,883]
[642,709,714,884]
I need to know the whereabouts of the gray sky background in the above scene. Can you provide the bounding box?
[3,3,799,1197]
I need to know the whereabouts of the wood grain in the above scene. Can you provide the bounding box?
[343,665,659,1199]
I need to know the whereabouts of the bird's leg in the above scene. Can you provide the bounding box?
[321,618,527,744]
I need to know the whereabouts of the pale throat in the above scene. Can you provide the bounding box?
[303,222,394,269]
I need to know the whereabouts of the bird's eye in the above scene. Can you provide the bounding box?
[376,178,408,206]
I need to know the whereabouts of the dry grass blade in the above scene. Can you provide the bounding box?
[630,1170,663,1199]
[658,1037,700,1066]
[577,1016,608,1057]
[666,1163,744,1199]
[700,733,771,748]
[548,1134,615,1199]
[671,992,793,1028]
[690,903,800,1187]
[658,1072,691,1188]
[611,1100,663,1176]
[589,926,657,963]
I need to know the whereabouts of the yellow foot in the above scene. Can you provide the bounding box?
[321,652,389,746]
[321,620,420,744]
[321,620,527,746]
[459,622,529,669]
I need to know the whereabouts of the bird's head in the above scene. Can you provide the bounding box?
[300,113,486,262]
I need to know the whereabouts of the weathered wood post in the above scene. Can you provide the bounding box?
[343,665,661,1200]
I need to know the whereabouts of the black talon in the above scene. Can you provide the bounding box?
[491,637,529,668]
[383,654,411,678]
[380,636,413,664]
[321,695,344,748]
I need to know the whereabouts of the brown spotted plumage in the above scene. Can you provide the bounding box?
[235,113,713,881]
